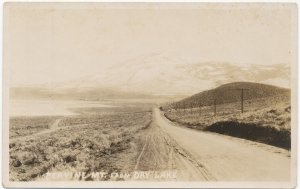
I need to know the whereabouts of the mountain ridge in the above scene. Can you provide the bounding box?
[17,54,289,96]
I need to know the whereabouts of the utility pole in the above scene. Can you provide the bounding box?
[234,88,249,113]
[214,99,217,116]
[199,103,202,116]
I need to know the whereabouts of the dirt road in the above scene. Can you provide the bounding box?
[135,108,291,181]
[10,118,89,143]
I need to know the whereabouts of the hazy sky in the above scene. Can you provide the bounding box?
[5,3,296,87]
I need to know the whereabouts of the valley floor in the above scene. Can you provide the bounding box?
[9,105,152,181]
[8,103,291,182]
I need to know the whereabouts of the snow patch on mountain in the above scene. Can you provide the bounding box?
[41,54,290,95]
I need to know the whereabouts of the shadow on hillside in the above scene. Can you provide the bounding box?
[205,121,290,150]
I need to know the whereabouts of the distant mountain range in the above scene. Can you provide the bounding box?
[172,82,290,108]
[9,87,157,101]
[11,54,290,100]
[36,54,290,94]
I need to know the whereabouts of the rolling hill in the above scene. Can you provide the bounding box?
[171,82,290,108]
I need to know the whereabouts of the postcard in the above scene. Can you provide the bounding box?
[2,2,297,188]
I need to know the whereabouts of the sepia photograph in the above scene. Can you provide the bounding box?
[2,2,297,188]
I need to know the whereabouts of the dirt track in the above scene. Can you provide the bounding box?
[10,118,90,143]
[10,118,65,143]
[135,108,291,181]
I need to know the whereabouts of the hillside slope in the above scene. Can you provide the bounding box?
[172,82,290,108]
[164,82,291,149]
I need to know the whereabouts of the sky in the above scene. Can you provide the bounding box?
[4,3,296,90]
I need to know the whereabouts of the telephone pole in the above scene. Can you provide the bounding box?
[199,102,202,116]
[214,99,217,116]
[234,88,249,113]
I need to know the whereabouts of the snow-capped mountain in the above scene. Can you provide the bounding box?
[22,53,290,98]
[53,53,289,95]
